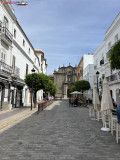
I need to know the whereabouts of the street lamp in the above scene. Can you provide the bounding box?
[31,68,35,110]
[96,71,100,92]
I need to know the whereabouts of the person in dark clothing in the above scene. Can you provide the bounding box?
[116,103,120,123]
[69,97,71,106]
[74,97,78,106]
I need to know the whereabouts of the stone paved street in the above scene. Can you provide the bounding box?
[0,100,120,160]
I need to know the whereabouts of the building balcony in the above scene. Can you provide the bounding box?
[0,21,13,45]
[106,71,120,84]
[11,66,20,78]
[0,60,20,78]
[100,59,104,66]
[0,60,12,75]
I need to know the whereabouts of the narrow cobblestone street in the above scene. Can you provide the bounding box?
[0,100,120,160]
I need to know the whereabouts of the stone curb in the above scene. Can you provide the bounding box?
[0,108,37,133]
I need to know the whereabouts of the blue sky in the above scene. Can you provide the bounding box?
[12,0,120,75]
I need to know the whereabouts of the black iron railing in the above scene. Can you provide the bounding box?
[0,60,20,77]
[106,72,119,82]
[0,21,13,43]
[2,27,13,42]
[0,61,12,74]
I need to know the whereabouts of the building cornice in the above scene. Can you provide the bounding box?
[93,41,105,56]
[105,17,120,41]
[94,13,120,57]
[35,49,47,66]
[35,49,44,55]
[1,1,16,21]
[0,2,41,68]
[14,22,42,67]
[105,12,120,36]
[13,39,34,64]
[16,20,35,51]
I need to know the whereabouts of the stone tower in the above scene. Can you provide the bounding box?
[54,64,77,98]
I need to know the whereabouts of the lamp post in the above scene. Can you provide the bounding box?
[31,68,35,110]
[96,71,100,93]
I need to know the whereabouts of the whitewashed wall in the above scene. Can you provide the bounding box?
[83,64,94,100]
[93,13,120,103]
[0,3,47,108]
[0,3,13,66]
[83,55,93,70]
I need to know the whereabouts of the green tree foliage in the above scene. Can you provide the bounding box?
[24,73,57,96]
[75,80,90,92]
[50,83,57,96]
[70,86,77,93]
[24,73,41,93]
[109,40,120,70]
[70,80,90,93]
[25,73,47,93]
[46,80,57,96]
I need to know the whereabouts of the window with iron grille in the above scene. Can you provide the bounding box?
[0,51,6,62]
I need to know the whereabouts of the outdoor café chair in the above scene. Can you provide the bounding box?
[111,112,117,136]
[116,122,120,143]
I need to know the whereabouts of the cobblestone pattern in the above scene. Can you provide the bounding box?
[0,100,120,160]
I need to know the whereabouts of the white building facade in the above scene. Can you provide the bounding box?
[77,54,94,101]
[83,54,94,71]
[93,12,120,105]
[83,54,94,100]
[0,2,47,110]
[83,64,94,100]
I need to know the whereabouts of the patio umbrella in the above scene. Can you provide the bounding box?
[101,78,113,131]
[101,78,113,113]
[93,84,100,109]
[70,91,82,95]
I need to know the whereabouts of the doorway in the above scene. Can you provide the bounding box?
[0,83,5,109]
[0,86,2,109]
[67,89,70,98]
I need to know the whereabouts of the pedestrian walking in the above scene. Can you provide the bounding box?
[69,97,71,106]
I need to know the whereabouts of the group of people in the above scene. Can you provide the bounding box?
[69,96,81,106]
